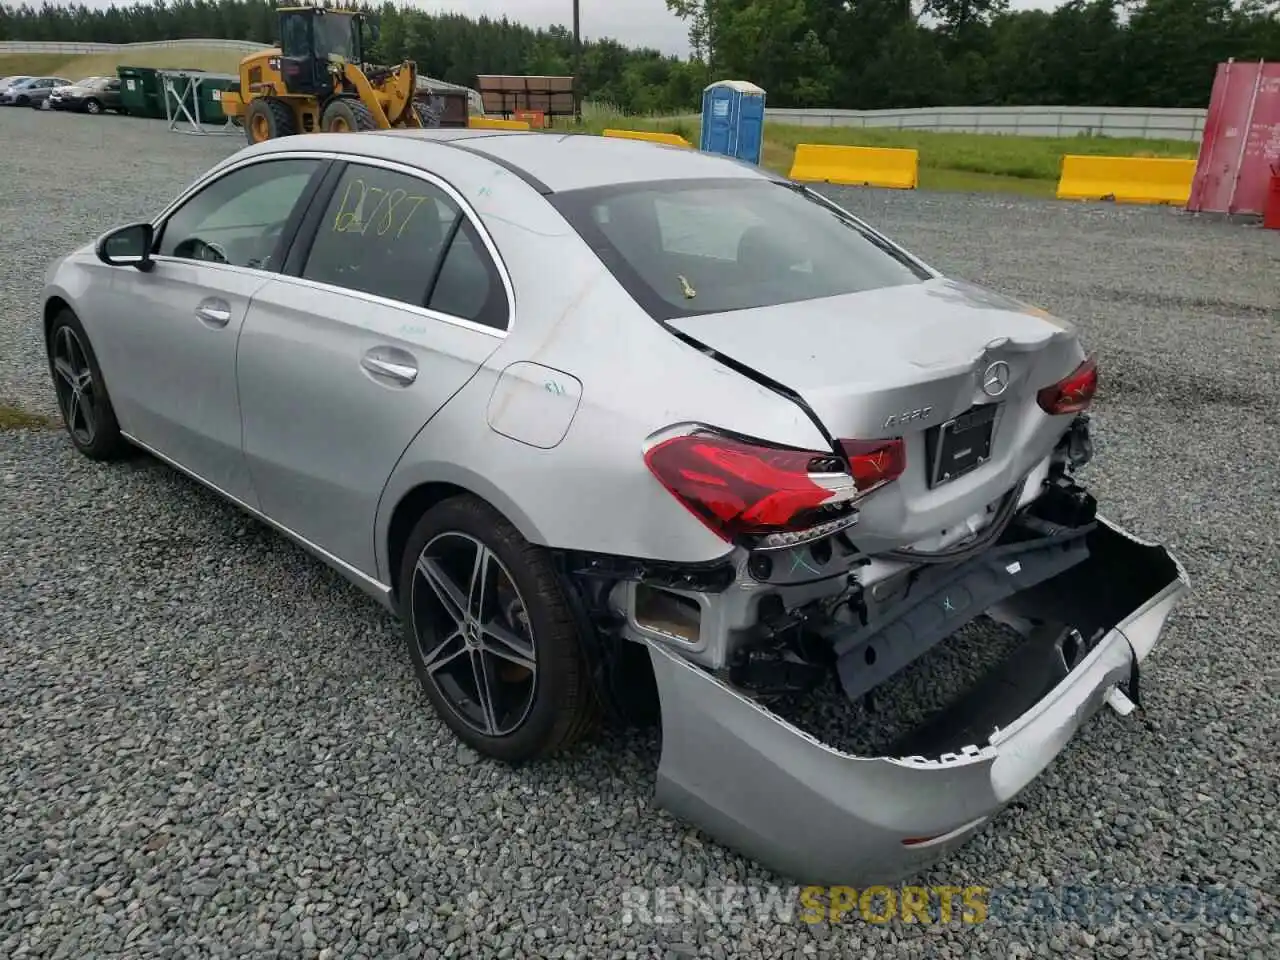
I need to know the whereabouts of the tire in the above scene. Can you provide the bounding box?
[243,97,296,145]
[16,95,29,106]
[398,494,599,762]
[321,97,376,133]
[46,308,130,462]
[84,98,102,115]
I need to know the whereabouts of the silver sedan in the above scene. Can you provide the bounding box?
[41,129,1189,883]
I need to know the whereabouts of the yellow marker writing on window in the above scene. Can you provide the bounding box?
[332,178,430,239]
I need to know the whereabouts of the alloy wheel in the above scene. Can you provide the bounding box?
[51,325,97,446]
[410,532,538,737]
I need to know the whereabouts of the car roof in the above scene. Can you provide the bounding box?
[240,128,778,194]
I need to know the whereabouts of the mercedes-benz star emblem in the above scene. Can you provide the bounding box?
[982,360,1011,398]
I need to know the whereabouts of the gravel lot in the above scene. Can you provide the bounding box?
[2,107,1279,958]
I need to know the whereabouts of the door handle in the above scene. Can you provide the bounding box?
[195,297,232,327]
[361,347,418,386]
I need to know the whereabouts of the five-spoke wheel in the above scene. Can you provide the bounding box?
[46,308,127,461]
[51,324,97,447]
[399,495,599,761]
[412,533,538,737]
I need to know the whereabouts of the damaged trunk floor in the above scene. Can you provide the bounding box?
[771,616,1048,758]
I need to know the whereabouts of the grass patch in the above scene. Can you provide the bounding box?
[0,404,57,431]
[919,167,1059,197]
[0,53,69,78]
[0,46,247,82]
[562,103,1198,197]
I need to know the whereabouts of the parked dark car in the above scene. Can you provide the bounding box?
[0,76,71,107]
[48,76,123,114]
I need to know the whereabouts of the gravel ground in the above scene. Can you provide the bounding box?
[776,617,1034,758]
[3,107,1279,958]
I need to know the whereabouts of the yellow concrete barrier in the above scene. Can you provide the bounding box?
[467,116,531,131]
[602,128,692,148]
[1056,155,1196,205]
[789,144,919,189]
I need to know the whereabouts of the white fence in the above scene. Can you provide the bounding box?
[0,39,270,55]
[763,105,1208,141]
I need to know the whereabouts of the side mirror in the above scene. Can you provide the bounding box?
[95,222,155,271]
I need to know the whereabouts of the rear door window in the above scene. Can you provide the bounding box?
[552,177,928,320]
[299,163,509,330]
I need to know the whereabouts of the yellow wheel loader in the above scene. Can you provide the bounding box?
[222,5,433,143]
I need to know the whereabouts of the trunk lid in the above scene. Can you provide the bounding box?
[666,277,1090,553]
[666,277,1082,441]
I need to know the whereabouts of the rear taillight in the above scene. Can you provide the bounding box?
[643,429,861,544]
[1037,356,1097,415]
[839,438,907,496]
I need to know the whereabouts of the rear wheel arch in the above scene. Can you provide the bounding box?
[383,468,550,603]
[386,481,471,608]
[382,477,660,731]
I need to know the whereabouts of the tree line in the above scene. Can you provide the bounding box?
[1,0,1277,112]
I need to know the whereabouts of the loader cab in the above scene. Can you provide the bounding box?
[277,6,365,95]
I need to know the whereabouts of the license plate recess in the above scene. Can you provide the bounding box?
[926,403,998,488]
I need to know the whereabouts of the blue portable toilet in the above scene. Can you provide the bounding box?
[700,80,766,165]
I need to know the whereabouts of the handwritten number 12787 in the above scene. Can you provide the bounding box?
[332,178,430,238]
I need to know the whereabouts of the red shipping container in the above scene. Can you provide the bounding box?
[1187,60,1280,216]
[1264,172,1280,229]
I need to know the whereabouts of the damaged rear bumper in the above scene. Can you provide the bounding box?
[646,514,1188,885]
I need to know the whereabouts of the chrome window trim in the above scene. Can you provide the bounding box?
[148,256,281,285]
[266,273,507,340]
[149,150,342,225]
[148,148,515,336]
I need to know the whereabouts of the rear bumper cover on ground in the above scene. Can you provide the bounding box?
[647,514,1188,884]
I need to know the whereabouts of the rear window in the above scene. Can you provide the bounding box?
[549,177,928,320]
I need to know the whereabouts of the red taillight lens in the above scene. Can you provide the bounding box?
[838,438,907,495]
[1037,356,1098,415]
[644,431,847,542]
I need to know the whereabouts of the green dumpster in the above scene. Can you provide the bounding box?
[116,65,165,118]
[116,65,204,119]
[193,73,238,124]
